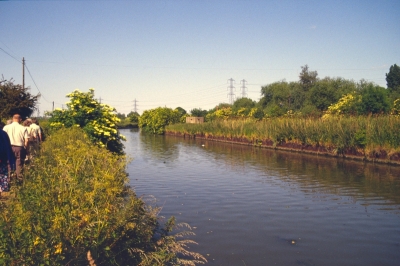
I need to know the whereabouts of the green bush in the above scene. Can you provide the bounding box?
[47,89,125,154]
[0,127,206,265]
[139,107,182,134]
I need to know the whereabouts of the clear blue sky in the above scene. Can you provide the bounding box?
[1,0,399,115]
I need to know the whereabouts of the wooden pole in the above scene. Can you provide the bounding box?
[22,57,25,89]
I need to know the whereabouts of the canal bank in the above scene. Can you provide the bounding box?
[165,131,400,166]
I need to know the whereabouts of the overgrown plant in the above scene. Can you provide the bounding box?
[47,89,125,154]
[139,107,182,134]
[0,127,206,265]
[166,116,400,158]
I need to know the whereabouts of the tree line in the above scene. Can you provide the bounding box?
[2,64,400,135]
[138,64,400,134]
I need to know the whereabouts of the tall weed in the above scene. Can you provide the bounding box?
[0,127,206,265]
[167,116,400,156]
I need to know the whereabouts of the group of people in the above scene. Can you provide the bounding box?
[0,114,43,192]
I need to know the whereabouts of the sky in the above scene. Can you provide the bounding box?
[1,0,399,115]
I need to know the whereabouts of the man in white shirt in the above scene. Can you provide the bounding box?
[30,118,42,142]
[3,114,29,179]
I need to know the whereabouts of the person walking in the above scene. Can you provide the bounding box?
[23,119,35,162]
[30,118,42,142]
[2,114,29,179]
[0,121,16,192]
[29,118,41,159]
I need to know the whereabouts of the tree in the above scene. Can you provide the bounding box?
[0,79,40,120]
[232,97,256,111]
[174,107,187,117]
[299,65,318,91]
[386,64,400,93]
[358,83,390,114]
[190,108,208,117]
[139,107,181,134]
[116,112,126,119]
[307,77,356,111]
[47,88,125,154]
[127,111,140,123]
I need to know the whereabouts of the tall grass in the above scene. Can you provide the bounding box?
[166,116,400,157]
[0,127,206,265]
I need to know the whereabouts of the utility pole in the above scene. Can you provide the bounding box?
[98,97,102,103]
[227,78,235,104]
[22,57,25,89]
[240,79,247,98]
[52,101,54,111]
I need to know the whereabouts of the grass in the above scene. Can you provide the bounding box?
[166,116,400,160]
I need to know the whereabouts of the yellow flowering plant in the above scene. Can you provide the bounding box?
[322,92,361,119]
[391,98,400,116]
[48,88,125,154]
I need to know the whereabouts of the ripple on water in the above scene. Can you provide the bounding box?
[122,130,400,266]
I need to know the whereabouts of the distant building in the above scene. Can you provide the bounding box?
[186,117,204,124]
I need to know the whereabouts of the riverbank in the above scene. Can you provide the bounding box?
[166,131,400,165]
[165,117,400,166]
[0,127,206,265]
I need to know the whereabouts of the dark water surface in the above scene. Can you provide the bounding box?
[123,129,400,266]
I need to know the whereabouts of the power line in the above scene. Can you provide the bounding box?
[24,62,51,103]
[0,47,21,63]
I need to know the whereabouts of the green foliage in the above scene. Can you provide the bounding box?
[261,81,292,109]
[47,89,125,154]
[323,92,361,117]
[0,79,40,120]
[116,112,126,119]
[139,107,181,134]
[232,97,256,112]
[264,104,286,118]
[167,116,400,156]
[248,107,264,120]
[189,108,208,118]
[174,107,187,117]
[391,99,400,116]
[299,65,318,91]
[127,111,140,123]
[386,64,400,93]
[358,83,390,114]
[0,127,206,265]
[206,107,233,121]
[300,104,321,117]
[307,77,356,111]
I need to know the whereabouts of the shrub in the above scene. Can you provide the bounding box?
[139,107,182,134]
[47,89,125,154]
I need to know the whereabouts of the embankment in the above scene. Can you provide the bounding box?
[166,131,400,166]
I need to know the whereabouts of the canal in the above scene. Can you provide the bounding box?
[123,129,400,266]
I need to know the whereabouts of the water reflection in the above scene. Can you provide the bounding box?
[192,138,400,209]
[138,130,180,163]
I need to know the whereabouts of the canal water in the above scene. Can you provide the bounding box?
[123,129,400,266]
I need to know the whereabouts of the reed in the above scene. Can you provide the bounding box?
[166,116,400,157]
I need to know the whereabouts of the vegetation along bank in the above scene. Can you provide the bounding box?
[165,116,400,165]
[0,88,206,265]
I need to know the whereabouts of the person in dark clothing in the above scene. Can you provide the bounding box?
[0,121,16,192]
